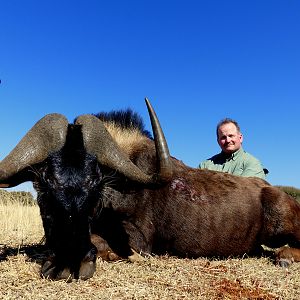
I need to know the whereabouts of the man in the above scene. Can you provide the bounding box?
[199,118,266,179]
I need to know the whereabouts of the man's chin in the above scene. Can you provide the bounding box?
[223,148,236,154]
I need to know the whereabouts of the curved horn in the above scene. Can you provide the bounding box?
[145,98,173,181]
[76,99,172,184]
[0,113,69,187]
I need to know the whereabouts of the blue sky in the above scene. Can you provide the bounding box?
[0,0,299,194]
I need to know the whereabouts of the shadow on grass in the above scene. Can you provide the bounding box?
[0,242,278,267]
[0,242,51,265]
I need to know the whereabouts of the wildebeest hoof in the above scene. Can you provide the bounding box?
[41,260,72,282]
[41,259,96,281]
[274,246,298,268]
[41,260,55,277]
[78,260,96,280]
[277,258,292,268]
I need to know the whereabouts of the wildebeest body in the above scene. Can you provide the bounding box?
[95,164,270,258]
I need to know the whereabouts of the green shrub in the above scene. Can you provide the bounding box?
[277,185,300,203]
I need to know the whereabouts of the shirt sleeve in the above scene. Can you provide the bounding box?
[199,161,206,169]
[241,156,266,179]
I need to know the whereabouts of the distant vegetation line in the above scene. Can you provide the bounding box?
[1,185,300,204]
[0,189,36,205]
[277,186,300,202]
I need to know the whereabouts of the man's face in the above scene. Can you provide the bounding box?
[217,122,243,154]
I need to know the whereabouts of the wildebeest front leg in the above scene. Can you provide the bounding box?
[41,247,97,281]
[123,220,153,261]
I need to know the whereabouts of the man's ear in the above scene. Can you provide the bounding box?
[217,136,222,147]
[240,133,244,143]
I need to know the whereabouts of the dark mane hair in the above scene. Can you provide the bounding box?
[94,109,152,139]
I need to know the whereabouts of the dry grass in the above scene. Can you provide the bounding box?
[1,193,300,299]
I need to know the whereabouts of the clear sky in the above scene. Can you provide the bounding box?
[1,0,299,194]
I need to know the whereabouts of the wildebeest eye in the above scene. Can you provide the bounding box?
[84,164,102,188]
[84,175,101,190]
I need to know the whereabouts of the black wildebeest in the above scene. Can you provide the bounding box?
[0,99,300,281]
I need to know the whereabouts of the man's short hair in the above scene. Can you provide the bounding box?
[216,118,241,137]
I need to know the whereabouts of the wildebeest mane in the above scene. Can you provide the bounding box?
[94,109,152,139]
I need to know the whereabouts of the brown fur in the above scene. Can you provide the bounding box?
[98,156,300,267]
[90,234,120,261]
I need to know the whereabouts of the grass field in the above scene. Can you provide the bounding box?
[1,191,300,299]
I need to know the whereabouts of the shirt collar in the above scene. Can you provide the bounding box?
[221,147,243,161]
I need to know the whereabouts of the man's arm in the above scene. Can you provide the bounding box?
[242,155,266,179]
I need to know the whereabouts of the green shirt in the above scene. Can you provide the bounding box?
[199,147,266,179]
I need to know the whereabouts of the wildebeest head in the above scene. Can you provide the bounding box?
[0,99,173,280]
[35,124,102,280]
